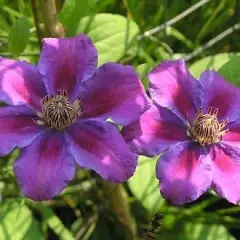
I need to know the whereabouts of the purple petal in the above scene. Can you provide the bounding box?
[80,63,149,126]
[222,120,240,148]
[122,104,188,157]
[38,34,97,100]
[200,70,240,122]
[0,105,45,156]
[0,57,46,110]
[157,142,213,205]
[148,59,202,122]
[211,143,240,204]
[14,131,75,201]
[65,120,137,182]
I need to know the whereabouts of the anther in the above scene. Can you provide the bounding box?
[187,107,228,146]
[213,108,218,116]
[34,90,83,131]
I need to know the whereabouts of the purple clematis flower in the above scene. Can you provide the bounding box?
[0,34,149,200]
[123,59,240,205]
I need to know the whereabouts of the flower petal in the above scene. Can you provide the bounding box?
[14,131,75,201]
[80,62,149,126]
[38,34,98,100]
[200,70,240,122]
[157,142,213,205]
[65,120,137,182]
[148,59,202,122]
[122,104,188,157]
[0,105,45,156]
[222,120,240,148]
[211,143,240,204]
[0,57,46,109]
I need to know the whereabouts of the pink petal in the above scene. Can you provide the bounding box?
[222,121,240,148]
[0,105,45,156]
[65,120,137,182]
[14,131,75,200]
[122,104,188,157]
[200,70,240,122]
[80,62,149,126]
[0,57,46,109]
[148,59,202,122]
[211,143,240,204]
[38,34,98,100]
[157,142,213,205]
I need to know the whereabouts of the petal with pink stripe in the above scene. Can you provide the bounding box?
[0,105,45,156]
[65,120,137,182]
[14,131,75,200]
[38,34,97,100]
[149,59,202,122]
[157,142,213,205]
[122,104,188,157]
[0,57,46,110]
[211,143,240,204]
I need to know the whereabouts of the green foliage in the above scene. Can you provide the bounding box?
[0,200,42,240]
[59,0,95,36]
[218,55,240,86]
[135,63,152,89]
[190,53,239,78]
[128,156,165,215]
[74,13,139,66]
[165,27,194,50]
[8,17,30,56]
[36,203,75,240]
[159,222,236,240]
[183,223,236,240]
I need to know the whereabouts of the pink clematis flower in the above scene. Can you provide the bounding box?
[0,34,149,200]
[123,59,240,205]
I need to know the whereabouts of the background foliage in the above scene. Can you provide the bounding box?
[1,0,240,239]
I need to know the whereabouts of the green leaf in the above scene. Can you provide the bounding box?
[8,17,30,56]
[75,13,140,66]
[36,203,75,240]
[183,223,235,240]
[0,200,42,240]
[128,156,164,214]
[218,55,240,87]
[158,222,236,240]
[59,0,95,36]
[189,53,239,79]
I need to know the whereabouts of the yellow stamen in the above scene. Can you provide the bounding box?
[187,107,228,146]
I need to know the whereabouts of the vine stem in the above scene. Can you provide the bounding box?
[40,0,64,37]
[102,181,137,240]
[31,0,42,48]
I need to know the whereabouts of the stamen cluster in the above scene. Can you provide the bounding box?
[34,90,83,130]
[187,107,228,146]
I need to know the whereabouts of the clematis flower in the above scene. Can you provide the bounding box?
[0,34,149,200]
[123,59,240,205]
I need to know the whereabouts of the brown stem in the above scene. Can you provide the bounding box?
[54,0,61,13]
[31,0,42,48]
[40,0,65,37]
[102,181,136,240]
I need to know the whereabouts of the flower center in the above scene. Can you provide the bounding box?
[187,107,228,146]
[34,90,83,130]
